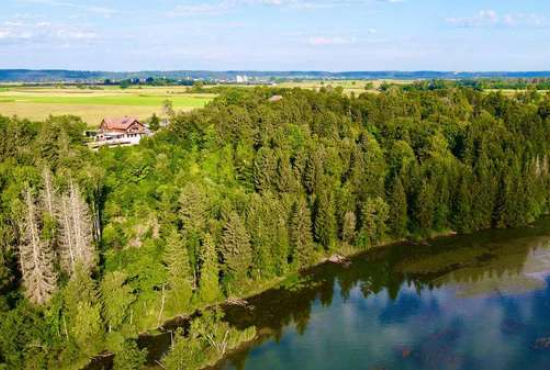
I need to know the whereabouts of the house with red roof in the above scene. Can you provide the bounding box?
[93,116,150,147]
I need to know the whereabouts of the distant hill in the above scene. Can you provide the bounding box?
[2,69,550,82]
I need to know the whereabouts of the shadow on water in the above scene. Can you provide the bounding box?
[90,217,550,370]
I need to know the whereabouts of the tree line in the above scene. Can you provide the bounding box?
[1,86,550,369]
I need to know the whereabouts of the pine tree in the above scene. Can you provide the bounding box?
[164,229,194,311]
[18,187,57,305]
[387,176,408,238]
[220,211,252,286]
[198,233,223,303]
[289,198,314,268]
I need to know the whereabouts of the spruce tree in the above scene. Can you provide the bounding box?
[388,176,408,238]
[341,211,357,246]
[164,229,194,311]
[289,198,314,268]
[63,265,104,354]
[198,233,223,303]
[452,175,473,233]
[313,190,337,250]
[220,212,252,286]
[253,147,276,192]
[412,178,435,234]
[179,183,209,283]
[358,197,389,248]
[246,194,276,279]
[101,271,136,332]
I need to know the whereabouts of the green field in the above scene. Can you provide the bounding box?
[274,79,412,95]
[0,86,215,126]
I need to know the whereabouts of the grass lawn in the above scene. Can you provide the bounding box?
[0,86,215,126]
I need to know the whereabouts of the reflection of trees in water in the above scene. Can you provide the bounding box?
[219,221,550,369]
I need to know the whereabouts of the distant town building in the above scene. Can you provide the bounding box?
[236,75,249,83]
[90,117,150,148]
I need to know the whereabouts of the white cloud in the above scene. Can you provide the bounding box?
[170,3,232,16]
[446,9,547,28]
[308,36,356,46]
[20,0,119,17]
[0,19,97,42]
[168,0,404,16]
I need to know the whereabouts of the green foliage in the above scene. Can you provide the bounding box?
[148,113,160,132]
[3,86,550,368]
[358,197,389,248]
[290,198,314,268]
[62,266,104,356]
[197,233,223,303]
[112,340,147,370]
[162,309,256,370]
[101,271,136,333]
[220,212,252,291]
[313,190,337,250]
[164,229,194,312]
[388,177,407,238]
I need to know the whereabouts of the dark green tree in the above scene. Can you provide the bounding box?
[289,198,315,268]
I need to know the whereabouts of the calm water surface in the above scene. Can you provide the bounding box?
[214,220,550,370]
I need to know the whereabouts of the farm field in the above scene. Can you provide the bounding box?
[274,79,413,94]
[0,86,215,126]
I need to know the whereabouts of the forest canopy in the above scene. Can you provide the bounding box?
[2,86,550,369]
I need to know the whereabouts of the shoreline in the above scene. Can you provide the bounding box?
[84,228,460,370]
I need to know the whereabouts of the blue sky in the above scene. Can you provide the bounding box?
[0,0,549,71]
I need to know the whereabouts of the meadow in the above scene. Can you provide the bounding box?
[0,86,215,126]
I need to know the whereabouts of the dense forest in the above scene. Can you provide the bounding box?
[2,86,550,370]
[381,78,550,92]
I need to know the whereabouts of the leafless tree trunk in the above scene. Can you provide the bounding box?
[40,167,56,216]
[57,180,95,274]
[18,187,57,305]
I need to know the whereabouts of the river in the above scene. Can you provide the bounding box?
[95,217,550,370]
[212,218,550,370]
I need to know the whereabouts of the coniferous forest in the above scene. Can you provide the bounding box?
[2,86,550,369]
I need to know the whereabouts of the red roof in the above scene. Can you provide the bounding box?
[101,117,145,133]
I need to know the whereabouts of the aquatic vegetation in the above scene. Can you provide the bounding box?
[161,309,256,370]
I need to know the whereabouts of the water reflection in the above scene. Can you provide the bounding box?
[217,220,550,370]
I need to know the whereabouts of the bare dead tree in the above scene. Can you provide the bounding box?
[40,167,56,216]
[18,187,57,305]
[57,180,95,274]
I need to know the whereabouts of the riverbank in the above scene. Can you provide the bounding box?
[84,228,461,370]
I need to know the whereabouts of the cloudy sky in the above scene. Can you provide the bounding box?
[0,0,549,71]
